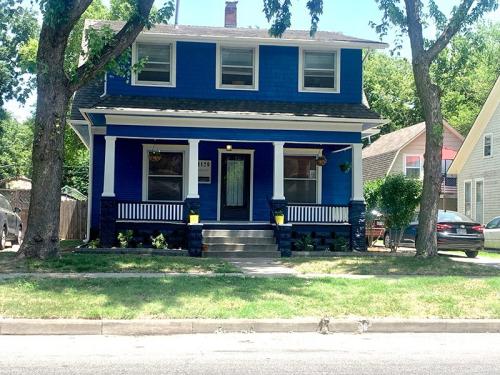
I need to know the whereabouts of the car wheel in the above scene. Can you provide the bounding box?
[0,226,6,250]
[13,226,23,246]
[465,250,478,258]
[384,232,391,248]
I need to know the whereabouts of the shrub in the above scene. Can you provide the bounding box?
[330,236,350,252]
[117,230,134,248]
[88,238,100,249]
[295,234,315,251]
[151,233,168,250]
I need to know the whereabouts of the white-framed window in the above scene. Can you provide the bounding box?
[283,149,322,204]
[404,155,422,179]
[484,133,493,158]
[142,145,187,201]
[132,41,176,86]
[464,180,472,219]
[216,45,258,90]
[475,179,484,224]
[299,48,340,93]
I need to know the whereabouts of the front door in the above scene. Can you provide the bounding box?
[220,153,251,221]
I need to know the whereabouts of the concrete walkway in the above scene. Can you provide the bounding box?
[226,258,299,275]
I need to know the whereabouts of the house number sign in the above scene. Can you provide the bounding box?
[198,160,211,183]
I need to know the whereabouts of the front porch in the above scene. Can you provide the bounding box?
[93,136,366,256]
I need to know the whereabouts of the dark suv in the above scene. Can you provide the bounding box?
[0,193,23,249]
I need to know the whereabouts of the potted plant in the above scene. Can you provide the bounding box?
[274,208,285,225]
[189,209,200,224]
[339,161,352,173]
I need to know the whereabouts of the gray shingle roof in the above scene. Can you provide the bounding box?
[87,20,387,48]
[86,94,381,120]
[70,78,105,120]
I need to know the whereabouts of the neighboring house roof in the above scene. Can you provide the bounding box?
[61,186,87,201]
[86,20,388,49]
[448,77,500,175]
[362,121,464,181]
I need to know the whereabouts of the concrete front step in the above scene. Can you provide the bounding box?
[202,229,274,238]
[204,244,278,252]
[203,236,276,245]
[203,251,280,258]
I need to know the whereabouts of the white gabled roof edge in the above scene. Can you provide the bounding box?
[448,77,500,175]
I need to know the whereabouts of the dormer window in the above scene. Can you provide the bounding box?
[299,49,340,93]
[132,42,176,86]
[217,46,258,90]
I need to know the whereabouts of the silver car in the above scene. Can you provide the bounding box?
[0,193,23,249]
[484,217,500,250]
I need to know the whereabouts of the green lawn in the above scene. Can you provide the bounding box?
[0,276,498,319]
[0,252,240,274]
[281,256,500,276]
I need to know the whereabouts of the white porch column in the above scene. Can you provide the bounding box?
[351,143,364,201]
[272,141,285,200]
[102,136,116,197]
[187,139,200,199]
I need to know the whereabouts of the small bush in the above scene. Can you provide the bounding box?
[117,230,134,248]
[151,233,168,250]
[330,236,350,252]
[88,238,101,249]
[295,234,315,251]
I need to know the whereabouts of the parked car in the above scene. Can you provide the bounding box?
[0,193,23,249]
[484,216,500,250]
[384,210,484,258]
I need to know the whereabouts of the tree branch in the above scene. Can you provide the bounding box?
[69,0,155,92]
[404,0,426,60]
[425,0,475,62]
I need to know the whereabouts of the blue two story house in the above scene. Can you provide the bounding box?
[70,6,387,256]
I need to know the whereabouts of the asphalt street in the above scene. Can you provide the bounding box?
[0,332,499,374]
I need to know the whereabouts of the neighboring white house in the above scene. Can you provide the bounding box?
[448,77,500,224]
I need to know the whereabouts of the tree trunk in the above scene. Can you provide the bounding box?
[412,62,444,257]
[17,25,71,259]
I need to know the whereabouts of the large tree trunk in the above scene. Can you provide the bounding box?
[412,62,444,257]
[17,25,71,259]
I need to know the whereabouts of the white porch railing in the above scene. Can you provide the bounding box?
[287,204,349,223]
[117,202,184,222]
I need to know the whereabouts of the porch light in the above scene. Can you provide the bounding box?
[316,155,327,166]
[226,144,233,151]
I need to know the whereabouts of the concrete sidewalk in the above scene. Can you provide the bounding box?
[1,318,500,335]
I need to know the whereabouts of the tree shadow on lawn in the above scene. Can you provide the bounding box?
[2,275,497,319]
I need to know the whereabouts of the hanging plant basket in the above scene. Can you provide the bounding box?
[339,161,352,173]
[149,150,162,162]
[316,155,327,166]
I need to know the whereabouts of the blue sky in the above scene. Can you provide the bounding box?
[5,0,500,121]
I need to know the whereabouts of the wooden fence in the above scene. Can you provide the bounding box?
[0,189,87,240]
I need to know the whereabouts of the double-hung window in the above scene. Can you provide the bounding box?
[145,150,184,201]
[284,155,318,204]
[133,42,175,86]
[484,134,493,157]
[217,46,257,89]
[405,155,422,179]
[300,50,339,92]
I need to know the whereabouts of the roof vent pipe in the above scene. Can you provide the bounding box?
[225,1,238,28]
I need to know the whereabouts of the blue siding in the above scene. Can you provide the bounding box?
[107,42,362,104]
[93,139,354,227]
[106,125,361,144]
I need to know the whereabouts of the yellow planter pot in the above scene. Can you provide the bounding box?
[189,214,200,224]
[275,215,285,225]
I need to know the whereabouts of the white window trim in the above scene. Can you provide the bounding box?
[483,133,493,158]
[403,154,423,180]
[474,178,485,224]
[284,148,323,204]
[464,179,473,219]
[216,43,259,91]
[217,148,255,221]
[298,47,341,94]
[142,144,188,202]
[131,41,176,87]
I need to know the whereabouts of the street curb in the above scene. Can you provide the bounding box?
[1,318,500,335]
